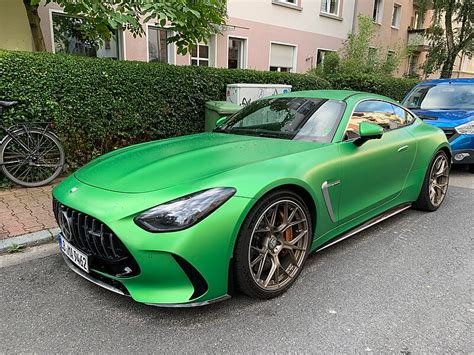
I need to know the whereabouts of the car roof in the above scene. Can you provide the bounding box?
[274,89,394,102]
[416,78,474,86]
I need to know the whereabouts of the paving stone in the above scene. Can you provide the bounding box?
[1,180,60,238]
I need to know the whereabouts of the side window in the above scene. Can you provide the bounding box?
[345,100,395,139]
[345,100,414,140]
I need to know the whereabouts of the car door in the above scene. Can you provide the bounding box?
[337,100,417,222]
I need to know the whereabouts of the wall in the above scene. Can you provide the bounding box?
[0,0,33,51]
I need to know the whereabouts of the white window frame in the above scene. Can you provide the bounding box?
[49,9,124,60]
[372,0,384,24]
[321,0,341,16]
[190,43,211,67]
[391,3,401,29]
[145,24,176,64]
[226,35,248,69]
[279,0,297,3]
[269,41,298,73]
[316,48,336,67]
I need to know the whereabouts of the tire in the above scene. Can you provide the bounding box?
[0,128,65,187]
[413,150,450,212]
[468,164,474,174]
[234,189,312,299]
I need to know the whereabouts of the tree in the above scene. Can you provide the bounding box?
[25,0,227,54]
[308,15,410,76]
[423,0,473,78]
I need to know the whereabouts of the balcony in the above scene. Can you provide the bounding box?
[407,29,430,51]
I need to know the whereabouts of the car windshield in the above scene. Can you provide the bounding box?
[403,84,474,110]
[215,97,345,143]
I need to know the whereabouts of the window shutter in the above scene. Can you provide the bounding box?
[270,43,294,68]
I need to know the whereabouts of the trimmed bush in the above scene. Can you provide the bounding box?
[325,72,418,102]
[0,50,330,170]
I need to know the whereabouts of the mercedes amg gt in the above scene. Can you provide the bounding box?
[53,90,451,307]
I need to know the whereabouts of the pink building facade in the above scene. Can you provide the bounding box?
[33,0,473,78]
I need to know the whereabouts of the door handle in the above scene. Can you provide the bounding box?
[398,145,409,152]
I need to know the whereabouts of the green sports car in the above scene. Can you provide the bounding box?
[53,90,451,307]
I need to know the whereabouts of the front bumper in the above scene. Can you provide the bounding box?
[53,175,252,306]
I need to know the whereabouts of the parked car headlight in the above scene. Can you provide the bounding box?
[455,121,474,135]
[134,188,236,232]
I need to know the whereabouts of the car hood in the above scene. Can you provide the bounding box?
[412,109,473,127]
[75,133,324,193]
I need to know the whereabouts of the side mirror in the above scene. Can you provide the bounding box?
[354,122,383,146]
[215,116,227,127]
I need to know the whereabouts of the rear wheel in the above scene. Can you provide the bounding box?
[0,128,64,187]
[413,151,450,211]
[234,190,312,299]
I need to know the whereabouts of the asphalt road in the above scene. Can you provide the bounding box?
[1,168,473,353]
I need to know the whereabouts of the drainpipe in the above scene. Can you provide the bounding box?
[352,0,359,33]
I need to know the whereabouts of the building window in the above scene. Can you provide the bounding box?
[321,0,340,16]
[408,54,419,75]
[316,49,335,66]
[148,26,173,63]
[391,4,401,28]
[279,0,296,3]
[191,44,209,66]
[372,0,383,24]
[411,11,424,30]
[51,12,120,59]
[270,43,296,72]
[228,37,247,69]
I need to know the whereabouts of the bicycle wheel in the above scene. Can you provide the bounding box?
[0,128,65,187]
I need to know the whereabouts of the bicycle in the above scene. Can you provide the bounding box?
[0,100,65,187]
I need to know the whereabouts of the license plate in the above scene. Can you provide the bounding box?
[59,235,89,273]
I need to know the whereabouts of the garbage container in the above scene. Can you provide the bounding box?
[204,101,241,132]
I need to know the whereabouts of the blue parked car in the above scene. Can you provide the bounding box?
[402,78,474,172]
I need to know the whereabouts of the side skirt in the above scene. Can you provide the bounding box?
[315,203,412,253]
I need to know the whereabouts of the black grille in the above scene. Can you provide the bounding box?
[441,127,458,142]
[53,198,140,277]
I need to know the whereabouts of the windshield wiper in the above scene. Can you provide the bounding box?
[213,127,230,134]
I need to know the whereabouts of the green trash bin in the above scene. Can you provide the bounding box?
[204,101,241,132]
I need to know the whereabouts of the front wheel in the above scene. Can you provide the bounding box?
[0,128,65,187]
[234,190,312,299]
[413,151,450,211]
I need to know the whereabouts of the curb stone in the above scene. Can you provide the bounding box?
[0,227,60,254]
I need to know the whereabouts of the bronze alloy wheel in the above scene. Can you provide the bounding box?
[429,154,449,207]
[248,199,309,291]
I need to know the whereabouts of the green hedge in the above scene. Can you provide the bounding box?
[326,73,418,102]
[0,50,418,184]
[0,50,330,170]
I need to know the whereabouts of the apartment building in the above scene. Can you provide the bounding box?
[2,0,473,78]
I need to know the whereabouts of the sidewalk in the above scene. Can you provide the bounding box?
[0,182,59,240]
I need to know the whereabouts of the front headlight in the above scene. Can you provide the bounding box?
[134,188,236,232]
[455,121,474,135]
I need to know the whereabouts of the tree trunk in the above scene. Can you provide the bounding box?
[23,0,46,51]
[439,54,456,78]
